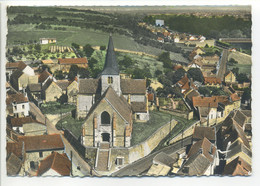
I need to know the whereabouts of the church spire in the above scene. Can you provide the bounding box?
[101,35,119,75]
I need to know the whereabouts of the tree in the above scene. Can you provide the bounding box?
[187,68,204,83]
[68,65,79,80]
[119,55,135,69]
[155,69,163,77]
[8,56,15,62]
[78,68,90,78]
[88,58,98,69]
[71,43,80,50]
[158,52,172,69]
[236,73,250,84]
[54,70,65,80]
[58,93,68,104]
[42,65,51,73]
[242,87,251,103]
[100,46,106,51]
[34,44,41,52]
[83,44,94,58]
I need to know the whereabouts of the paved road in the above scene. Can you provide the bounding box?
[217,49,228,81]
[111,136,192,177]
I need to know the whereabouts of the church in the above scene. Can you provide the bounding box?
[77,35,149,149]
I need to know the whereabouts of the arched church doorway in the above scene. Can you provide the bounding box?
[102,133,110,142]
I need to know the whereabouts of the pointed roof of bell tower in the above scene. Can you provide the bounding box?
[101,35,119,75]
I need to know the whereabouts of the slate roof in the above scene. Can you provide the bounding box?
[101,36,119,75]
[226,140,252,161]
[18,134,64,152]
[78,78,100,94]
[6,153,23,176]
[58,57,88,65]
[27,83,42,92]
[38,70,52,83]
[178,153,211,176]
[223,156,251,176]
[87,86,132,123]
[198,107,212,117]
[121,79,146,94]
[192,126,216,142]
[153,152,176,167]
[131,102,147,113]
[6,93,28,105]
[241,110,251,118]
[10,116,44,127]
[185,89,200,101]
[233,110,247,128]
[11,69,24,80]
[56,80,70,91]
[42,78,54,91]
[37,152,71,176]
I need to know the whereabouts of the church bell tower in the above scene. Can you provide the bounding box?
[101,35,121,96]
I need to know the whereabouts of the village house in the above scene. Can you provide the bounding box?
[6,141,25,176]
[42,79,63,102]
[178,137,218,176]
[9,116,46,136]
[147,152,177,176]
[6,92,30,117]
[224,71,237,85]
[6,62,20,81]
[192,126,216,144]
[41,59,54,65]
[174,73,197,94]
[157,37,164,43]
[58,57,88,73]
[222,156,251,176]
[36,152,71,176]
[18,134,65,175]
[40,38,56,45]
[204,77,222,87]
[26,83,42,105]
[155,19,164,27]
[38,70,56,86]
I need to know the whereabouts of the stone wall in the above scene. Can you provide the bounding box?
[160,108,194,120]
[128,119,178,163]
[169,121,200,144]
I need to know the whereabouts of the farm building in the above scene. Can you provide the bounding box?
[58,58,88,73]
[40,38,57,45]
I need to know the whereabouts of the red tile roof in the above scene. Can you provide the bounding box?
[6,62,19,69]
[6,93,28,105]
[187,137,216,163]
[6,141,24,159]
[204,77,222,85]
[58,57,88,65]
[192,96,230,108]
[37,152,71,176]
[18,134,64,152]
[17,61,27,71]
[230,93,240,102]
[10,116,44,127]
[223,156,251,176]
[38,70,52,83]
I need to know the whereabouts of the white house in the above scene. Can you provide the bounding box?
[6,93,30,117]
[155,19,164,27]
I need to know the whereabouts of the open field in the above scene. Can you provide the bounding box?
[228,51,252,65]
[7,24,188,62]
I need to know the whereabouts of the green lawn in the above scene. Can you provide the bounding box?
[131,110,196,146]
[233,64,251,74]
[56,115,84,139]
[40,102,76,115]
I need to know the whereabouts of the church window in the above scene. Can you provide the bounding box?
[101,111,110,125]
[108,77,113,84]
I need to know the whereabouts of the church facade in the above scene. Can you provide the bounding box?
[77,36,149,149]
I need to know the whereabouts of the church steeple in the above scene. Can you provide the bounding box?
[101,35,119,75]
[101,35,121,96]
